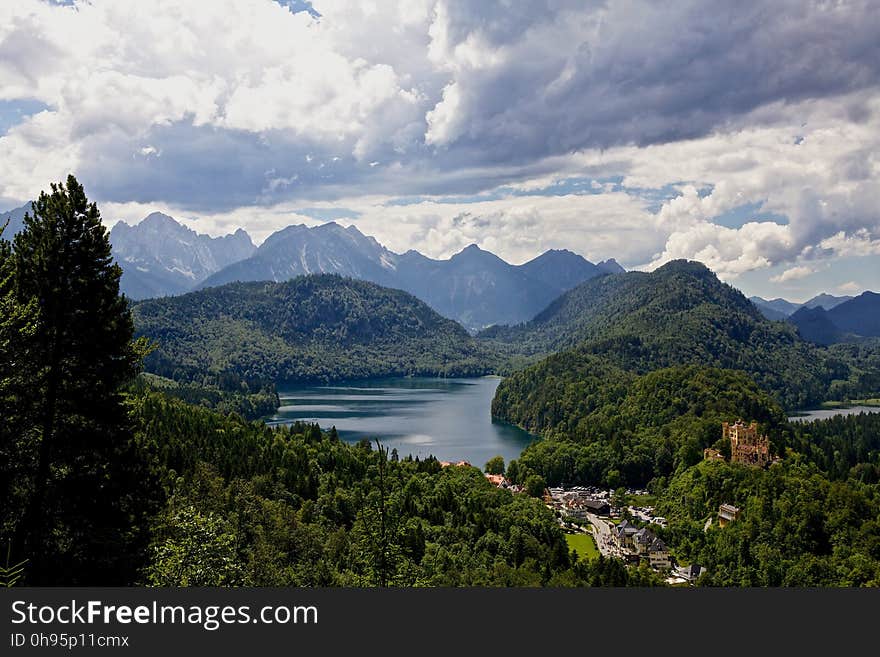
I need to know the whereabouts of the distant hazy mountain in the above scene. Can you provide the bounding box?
[788,291,880,344]
[749,296,801,320]
[596,258,626,275]
[198,222,397,291]
[518,249,604,291]
[826,291,880,337]
[0,202,31,239]
[110,213,255,299]
[396,244,561,329]
[802,293,854,311]
[4,203,621,326]
[751,292,856,321]
[200,223,620,330]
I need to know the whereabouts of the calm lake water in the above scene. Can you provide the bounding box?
[270,376,536,465]
[788,405,880,422]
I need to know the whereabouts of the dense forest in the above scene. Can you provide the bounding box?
[129,391,662,586]
[493,356,880,585]
[486,257,880,580]
[133,275,500,393]
[130,373,280,421]
[495,363,786,488]
[654,414,880,586]
[483,260,874,409]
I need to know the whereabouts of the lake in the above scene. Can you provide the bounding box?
[788,405,880,422]
[269,376,536,466]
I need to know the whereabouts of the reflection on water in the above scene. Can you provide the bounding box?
[788,405,880,422]
[269,376,536,465]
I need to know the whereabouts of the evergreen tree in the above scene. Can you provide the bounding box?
[0,219,39,570]
[7,175,154,584]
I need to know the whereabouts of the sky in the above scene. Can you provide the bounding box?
[0,0,878,302]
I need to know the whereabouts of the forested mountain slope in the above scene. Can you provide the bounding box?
[484,260,876,409]
[134,274,495,389]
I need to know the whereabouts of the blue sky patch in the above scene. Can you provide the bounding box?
[274,0,320,18]
[0,99,49,136]
[295,207,361,221]
[713,201,789,229]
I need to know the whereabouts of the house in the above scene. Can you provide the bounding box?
[675,563,706,583]
[647,538,671,569]
[718,503,741,527]
[613,519,639,548]
[632,527,657,555]
[564,500,589,522]
[583,499,610,515]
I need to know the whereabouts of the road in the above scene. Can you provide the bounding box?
[585,512,627,559]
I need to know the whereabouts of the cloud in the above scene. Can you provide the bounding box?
[421,0,880,159]
[818,229,880,258]
[0,0,879,295]
[0,0,428,203]
[3,0,879,205]
[101,187,662,265]
[771,266,814,283]
[425,82,463,146]
[838,281,861,294]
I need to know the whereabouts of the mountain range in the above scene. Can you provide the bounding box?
[750,293,853,321]
[110,213,256,299]
[2,205,623,330]
[787,292,880,345]
[196,220,623,330]
[8,202,876,341]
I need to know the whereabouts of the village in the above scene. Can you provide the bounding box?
[481,419,777,585]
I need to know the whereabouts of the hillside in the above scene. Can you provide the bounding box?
[496,360,787,487]
[133,274,495,389]
[787,306,848,345]
[125,390,661,587]
[484,260,855,408]
[483,260,760,349]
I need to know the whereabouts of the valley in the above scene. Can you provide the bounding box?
[4,184,880,588]
[4,0,880,605]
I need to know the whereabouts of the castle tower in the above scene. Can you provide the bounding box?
[724,419,770,467]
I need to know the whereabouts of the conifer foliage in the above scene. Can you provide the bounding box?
[1,175,154,585]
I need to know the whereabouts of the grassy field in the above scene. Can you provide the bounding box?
[565,532,600,561]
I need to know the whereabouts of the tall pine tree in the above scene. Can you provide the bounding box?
[0,218,39,569]
[8,176,154,584]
